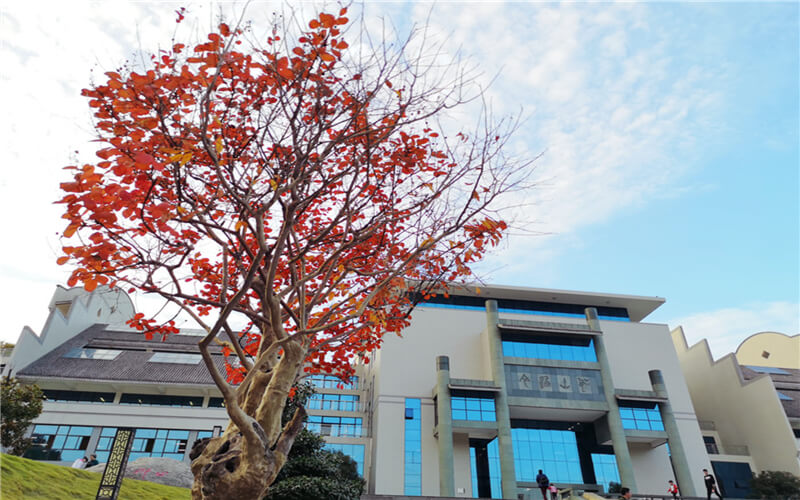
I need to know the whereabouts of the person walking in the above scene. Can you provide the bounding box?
[667,479,679,498]
[703,468,723,499]
[548,483,558,500]
[535,469,550,500]
[619,487,632,499]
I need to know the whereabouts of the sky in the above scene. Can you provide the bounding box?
[0,1,797,359]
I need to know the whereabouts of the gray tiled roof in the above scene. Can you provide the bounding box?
[17,324,234,386]
[739,365,800,419]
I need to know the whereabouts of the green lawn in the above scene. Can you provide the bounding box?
[0,454,192,500]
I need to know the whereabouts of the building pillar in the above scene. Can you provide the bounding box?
[586,307,637,492]
[485,300,518,499]
[436,355,456,497]
[649,369,696,496]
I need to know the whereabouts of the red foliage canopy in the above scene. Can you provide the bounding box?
[57,9,518,385]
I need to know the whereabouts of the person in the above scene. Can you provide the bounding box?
[548,483,558,500]
[667,479,679,499]
[703,469,723,499]
[619,487,632,499]
[86,454,99,467]
[71,456,87,469]
[535,469,550,500]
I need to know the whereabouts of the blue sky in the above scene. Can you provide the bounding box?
[0,1,797,358]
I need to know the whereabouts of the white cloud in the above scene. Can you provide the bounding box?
[670,302,800,360]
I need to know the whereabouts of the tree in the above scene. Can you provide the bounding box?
[57,7,530,499]
[265,430,364,500]
[1,377,44,455]
[749,470,800,500]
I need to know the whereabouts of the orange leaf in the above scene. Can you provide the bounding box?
[309,19,320,29]
[57,256,69,265]
[319,13,335,28]
[64,223,80,238]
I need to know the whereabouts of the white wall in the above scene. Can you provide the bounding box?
[629,443,673,495]
[673,327,800,476]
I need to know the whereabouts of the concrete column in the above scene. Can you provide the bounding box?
[436,355,455,497]
[586,307,637,492]
[649,369,696,496]
[485,300,518,499]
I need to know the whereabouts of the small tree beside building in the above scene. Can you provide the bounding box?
[0,376,43,455]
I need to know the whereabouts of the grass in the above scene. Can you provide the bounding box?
[0,453,192,500]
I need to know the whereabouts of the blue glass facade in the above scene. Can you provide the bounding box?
[306,416,362,437]
[404,398,422,495]
[619,405,664,431]
[502,339,597,362]
[324,443,365,475]
[308,374,359,389]
[30,424,92,462]
[452,394,496,421]
[511,428,583,483]
[468,439,503,498]
[591,453,620,490]
[308,393,360,411]
[95,427,191,462]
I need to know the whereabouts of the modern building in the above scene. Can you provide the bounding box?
[671,328,800,498]
[5,283,717,498]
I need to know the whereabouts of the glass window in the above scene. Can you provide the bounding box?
[511,427,582,484]
[404,399,422,495]
[451,392,496,422]
[208,397,226,408]
[591,454,620,491]
[324,443,365,476]
[308,374,358,389]
[63,348,121,360]
[618,401,664,431]
[29,424,93,462]
[744,365,790,375]
[119,393,203,407]
[149,352,201,364]
[306,416,362,437]
[43,390,115,404]
[94,427,190,463]
[308,393,360,411]
[502,338,597,362]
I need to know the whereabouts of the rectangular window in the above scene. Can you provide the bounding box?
[591,453,620,491]
[119,393,203,407]
[451,391,496,422]
[307,393,360,411]
[404,399,422,495]
[208,397,226,408]
[703,436,719,455]
[308,374,358,389]
[306,416,362,437]
[43,390,114,404]
[149,352,201,364]
[94,427,190,462]
[29,425,93,462]
[324,443,365,476]
[618,401,664,431]
[501,335,597,362]
[63,348,121,360]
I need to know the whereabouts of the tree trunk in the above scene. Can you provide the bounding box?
[190,429,280,500]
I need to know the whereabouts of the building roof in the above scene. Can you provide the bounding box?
[739,365,800,419]
[441,283,665,322]
[16,324,228,386]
